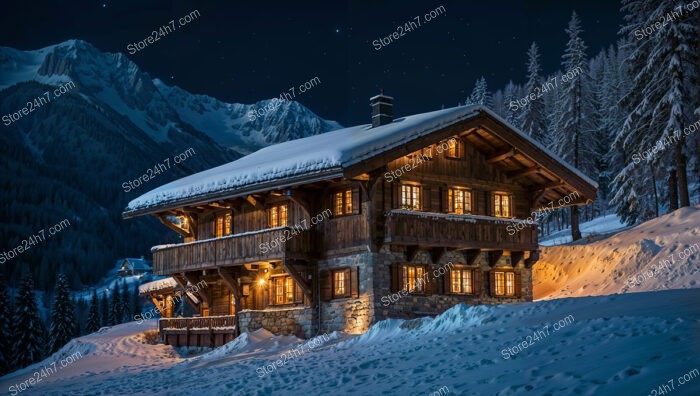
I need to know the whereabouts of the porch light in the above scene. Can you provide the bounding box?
[258,279,266,286]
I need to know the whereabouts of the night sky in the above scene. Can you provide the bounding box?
[1,0,622,126]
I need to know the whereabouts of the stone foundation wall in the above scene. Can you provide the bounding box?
[318,251,375,334]
[373,247,532,322]
[238,307,316,338]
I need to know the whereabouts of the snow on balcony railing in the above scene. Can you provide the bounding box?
[385,209,537,226]
[151,226,291,252]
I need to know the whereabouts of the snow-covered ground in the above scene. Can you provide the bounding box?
[2,289,699,395]
[534,206,700,300]
[539,213,629,246]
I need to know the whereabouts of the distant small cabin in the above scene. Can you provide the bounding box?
[116,257,153,277]
[124,94,597,346]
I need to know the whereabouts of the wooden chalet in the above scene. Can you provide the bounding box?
[124,94,597,346]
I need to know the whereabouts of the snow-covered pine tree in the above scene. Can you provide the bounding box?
[0,275,14,375]
[503,81,519,126]
[12,273,45,368]
[520,42,548,143]
[555,11,595,240]
[109,282,122,325]
[99,292,109,327]
[466,76,492,108]
[121,280,130,322]
[49,274,76,353]
[86,290,100,334]
[132,283,142,321]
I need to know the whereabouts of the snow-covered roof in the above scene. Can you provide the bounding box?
[124,105,597,216]
[116,258,153,271]
[139,277,177,294]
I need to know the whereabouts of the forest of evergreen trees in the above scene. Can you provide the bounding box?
[466,2,699,239]
[0,273,144,374]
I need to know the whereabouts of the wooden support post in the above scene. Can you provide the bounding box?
[462,249,480,266]
[488,250,504,267]
[218,267,242,315]
[172,273,200,311]
[157,214,192,238]
[183,272,211,308]
[150,296,165,315]
[430,247,448,264]
[510,251,525,267]
[283,259,313,300]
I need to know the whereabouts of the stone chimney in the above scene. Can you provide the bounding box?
[370,91,393,127]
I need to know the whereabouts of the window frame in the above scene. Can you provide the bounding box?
[333,189,353,216]
[214,212,233,238]
[445,137,464,159]
[267,203,289,228]
[270,275,301,305]
[493,192,512,218]
[448,187,472,214]
[401,264,426,293]
[332,268,351,299]
[449,268,474,294]
[493,271,516,297]
[401,184,422,211]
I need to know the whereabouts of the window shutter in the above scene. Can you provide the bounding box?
[514,271,522,297]
[441,187,449,213]
[352,187,361,215]
[422,186,431,211]
[426,266,438,294]
[443,268,452,294]
[489,270,496,296]
[350,267,359,298]
[390,263,400,292]
[473,269,481,295]
[321,270,332,301]
[343,268,351,298]
[394,183,401,209]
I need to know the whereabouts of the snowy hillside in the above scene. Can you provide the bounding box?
[2,289,699,395]
[534,206,700,300]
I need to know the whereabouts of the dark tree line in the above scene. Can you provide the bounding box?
[0,273,144,375]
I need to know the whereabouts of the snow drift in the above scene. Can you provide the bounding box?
[534,206,700,300]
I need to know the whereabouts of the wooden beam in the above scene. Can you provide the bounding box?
[218,267,242,315]
[430,247,448,264]
[171,274,200,310]
[524,250,540,268]
[156,214,192,238]
[510,251,525,267]
[182,272,211,308]
[486,148,516,164]
[246,195,259,208]
[283,260,313,300]
[405,245,420,262]
[150,296,165,316]
[488,250,504,267]
[287,191,312,219]
[462,249,480,266]
[507,166,541,180]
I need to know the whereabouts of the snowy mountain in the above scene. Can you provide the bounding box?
[0,39,340,289]
[2,289,699,395]
[156,81,342,155]
[534,206,700,300]
[0,39,340,153]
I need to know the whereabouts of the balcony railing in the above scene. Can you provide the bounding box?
[384,210,538,251]
[158,315,237,347]
[152,227,312,275]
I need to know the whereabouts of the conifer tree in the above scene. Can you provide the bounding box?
[99,292,109,327]
[466,76,492,108]
[86,290,101,334]
[132,283,142,321]
[49,274,76,353]
[0,275,14,375]
[109,282,122,325]
[520,42,548,143]
[12,273,45,368]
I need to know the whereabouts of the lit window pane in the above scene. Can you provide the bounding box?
[495,272,505,296]
[506,272,515,296]
[345,190,353,213]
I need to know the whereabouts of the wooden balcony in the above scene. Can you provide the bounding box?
[152,227,312,275]
[384,210,538,251]
[159,315,237,347]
